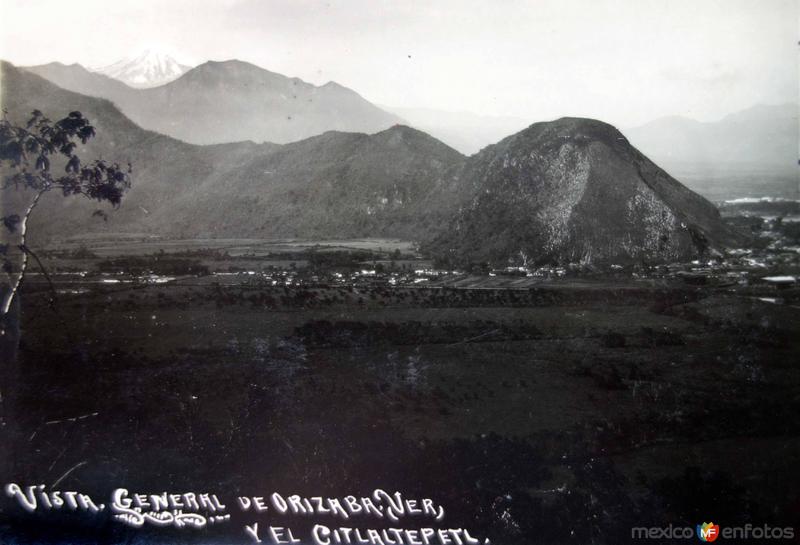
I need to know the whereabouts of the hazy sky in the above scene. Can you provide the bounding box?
[1,0,797,127]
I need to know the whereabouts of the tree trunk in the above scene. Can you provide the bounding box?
[1,188,45,316]
[0,188,45,477]
[0,286,20,477]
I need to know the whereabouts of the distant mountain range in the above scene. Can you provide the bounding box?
[624,104,798,175]
[24,60,403,145]
[1,61,742,265]
[2,62,456,241]
[23,58,798,181]
[92,50,191,88]
[383,107,530,155]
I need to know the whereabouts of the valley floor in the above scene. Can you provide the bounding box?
[1,264,799,544]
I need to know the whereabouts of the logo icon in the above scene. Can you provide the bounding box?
[697,522,720,542]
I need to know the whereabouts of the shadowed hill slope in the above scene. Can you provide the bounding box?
[3,62,744,264]
[425,118,748,266]
[2,61,463,242]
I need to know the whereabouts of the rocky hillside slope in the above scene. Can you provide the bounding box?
[425,118,748,265]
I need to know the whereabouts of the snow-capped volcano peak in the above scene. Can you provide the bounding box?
[92,49,192,88]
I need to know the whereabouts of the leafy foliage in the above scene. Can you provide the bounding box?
[1,109,131,206]
[1,109,131,314]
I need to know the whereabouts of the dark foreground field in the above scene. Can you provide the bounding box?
[2,270,800,544]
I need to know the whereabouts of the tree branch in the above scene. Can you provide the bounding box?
[17,243,75,344]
